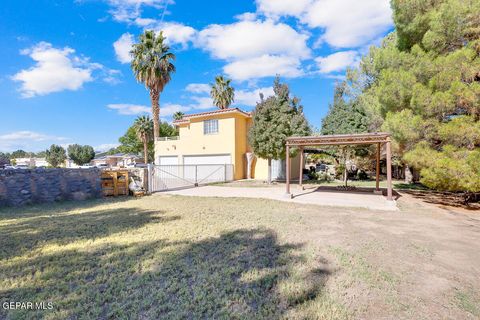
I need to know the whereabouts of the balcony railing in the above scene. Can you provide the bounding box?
[156,136,180,141]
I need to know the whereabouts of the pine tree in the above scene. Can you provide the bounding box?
[347,0,480,200]
[46,145,67,168]
[248,77,311,183]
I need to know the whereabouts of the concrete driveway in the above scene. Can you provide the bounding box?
[157,185,398,211]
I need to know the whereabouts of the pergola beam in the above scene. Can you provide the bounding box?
[287,141,388,147]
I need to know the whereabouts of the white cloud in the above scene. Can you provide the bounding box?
[103,69,122,84]
[197,20,310,60]
[255,0,392,48]
[235,12,258,21]
[134,17,157,26]
[106,0,170,23]
[156,22,197,47]
[185,83,210,94]
[235,87,275,106]
[224,55,303,81]
[107,103,191,116]
[161,103,191,115]
[0,131,68,152]
[94,143,120,152]
[115,21,196,51]
[256,0,312,18]
[107,103,150,115]
[189,96,214,110]
[0,131,66,142]
[12,42,98,97]
[113,33,134,63]
[302,0,392,48]
[315,50,359,74]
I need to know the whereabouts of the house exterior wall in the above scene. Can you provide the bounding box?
[155,112,299,181]
[254,155,300,181]
[155,113,242,178]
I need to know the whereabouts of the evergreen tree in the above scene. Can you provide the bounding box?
[11,150,27,159]
[67,144,95,166]
[0,152,10,166]
[248,77,311,183]
[346,0,480,199]
[321,82,368,135]
[321,82,369,186]
[45,145,67,168]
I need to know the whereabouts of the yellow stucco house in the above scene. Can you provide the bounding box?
[154,108,300,181]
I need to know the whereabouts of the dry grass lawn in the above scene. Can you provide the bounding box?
[0,193,479,319]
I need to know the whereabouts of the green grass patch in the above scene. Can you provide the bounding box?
[453,290,480,317]
[0,197,348,319]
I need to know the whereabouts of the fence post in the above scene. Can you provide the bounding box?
[147,163,153,193]
[194,165,198,186]
[224,164,227,182]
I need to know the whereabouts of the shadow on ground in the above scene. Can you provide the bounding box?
[296,185,402,201]
[0,201,179,260]
[1,227,330,319]
[400,190,480,210]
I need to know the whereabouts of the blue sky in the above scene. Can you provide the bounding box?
[0,0,393,152]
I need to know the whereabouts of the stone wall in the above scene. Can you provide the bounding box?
[0,168,102,207]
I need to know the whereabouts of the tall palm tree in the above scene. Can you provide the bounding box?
[133,115,154,164]
[173,111,185,121]
[210,75,235,110]
[131,30,175,140]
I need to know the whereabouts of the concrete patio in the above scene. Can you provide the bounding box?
[157,185,399,211]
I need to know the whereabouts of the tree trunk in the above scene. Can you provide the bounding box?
[267,158,272,184]
[404,164,413,184]
[344,165,348,187]
[150,89,160,140]
[143,138,148,164]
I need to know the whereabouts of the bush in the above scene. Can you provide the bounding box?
[356,170,369,180]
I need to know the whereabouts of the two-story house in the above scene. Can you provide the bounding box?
[155,108,300,181]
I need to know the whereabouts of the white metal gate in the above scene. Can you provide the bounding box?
[148,164,234,192]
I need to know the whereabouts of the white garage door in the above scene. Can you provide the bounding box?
[157,156,178,165]
[183,154,231,165]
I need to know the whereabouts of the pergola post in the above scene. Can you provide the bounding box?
[376,143,380,192]
[386,139,393,201]
[285,144,291,197]
[298,147,304,189]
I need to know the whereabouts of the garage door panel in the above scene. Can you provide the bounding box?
[157,156,178,165]
[183,154,231,165]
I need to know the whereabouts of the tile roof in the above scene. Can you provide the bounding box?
[173,108,251,124]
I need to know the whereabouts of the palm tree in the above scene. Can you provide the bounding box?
[210,75,235,110]
[133,115,154,164]
[173,111,184,121]
[131,30,175,140]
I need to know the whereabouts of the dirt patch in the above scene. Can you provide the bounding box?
[401,189,480,211]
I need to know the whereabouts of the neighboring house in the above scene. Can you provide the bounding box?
[33,158,48,167]
[13,158,35,167]
[65,159,82,168]
[13,157,48,167]
[154,108,300,181]
[91,153,144,168]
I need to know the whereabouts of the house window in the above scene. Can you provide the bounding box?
[203,119,219,135]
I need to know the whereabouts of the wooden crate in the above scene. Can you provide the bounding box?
[101,170,129,197]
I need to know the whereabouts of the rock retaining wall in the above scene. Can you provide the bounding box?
[0,168,102,207]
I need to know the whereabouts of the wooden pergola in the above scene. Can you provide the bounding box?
[285,132,393,201]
